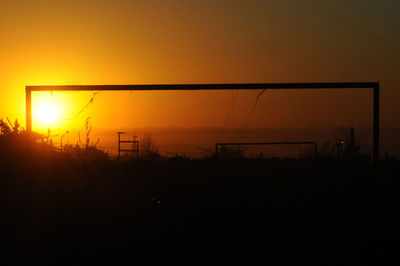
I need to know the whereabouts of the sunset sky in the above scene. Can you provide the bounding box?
[0,0,399,135]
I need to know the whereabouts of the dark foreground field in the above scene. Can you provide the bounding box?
[1,154,400,265]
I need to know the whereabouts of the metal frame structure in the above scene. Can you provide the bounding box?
[117,131,139,158]
[215,141,318,158]
[25,82,380,165]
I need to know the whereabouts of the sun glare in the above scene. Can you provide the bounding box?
[35,102,59,125]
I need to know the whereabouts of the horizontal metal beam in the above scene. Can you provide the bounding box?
[26,82,379,92]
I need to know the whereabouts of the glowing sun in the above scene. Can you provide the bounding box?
[36,102,59,124]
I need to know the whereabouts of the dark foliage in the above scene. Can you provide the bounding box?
[1,120,399,265]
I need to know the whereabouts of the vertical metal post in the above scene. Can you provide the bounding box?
[136,139,140,158]
[26,87,32,132]
[117,131,127,158]
[373,85,380,166]
[118,132,121,158]
[372,84,380,199]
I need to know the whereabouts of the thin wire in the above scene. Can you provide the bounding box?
[63,91,101,120]
[234,89,266,141]
[218,90,238,141]
[286,90,303,128]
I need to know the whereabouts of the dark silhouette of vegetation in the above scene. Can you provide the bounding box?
[309,126,364,160]
[217,144,245,158]
[63,117,108,161]
[0,118,58,158]
[1,118,399,265]
[140,131,160,159]
[341,126,362,158]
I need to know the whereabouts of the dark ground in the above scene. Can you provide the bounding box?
[1,154,400,265]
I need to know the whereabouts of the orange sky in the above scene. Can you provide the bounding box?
[1,0,399,135]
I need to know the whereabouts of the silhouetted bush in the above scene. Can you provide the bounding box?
[63,143,109,161]
[2,117,398,265]
[140,131,160,159]
[61,117,109,161]
[0,118,57,159]
[217,144,244,158]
